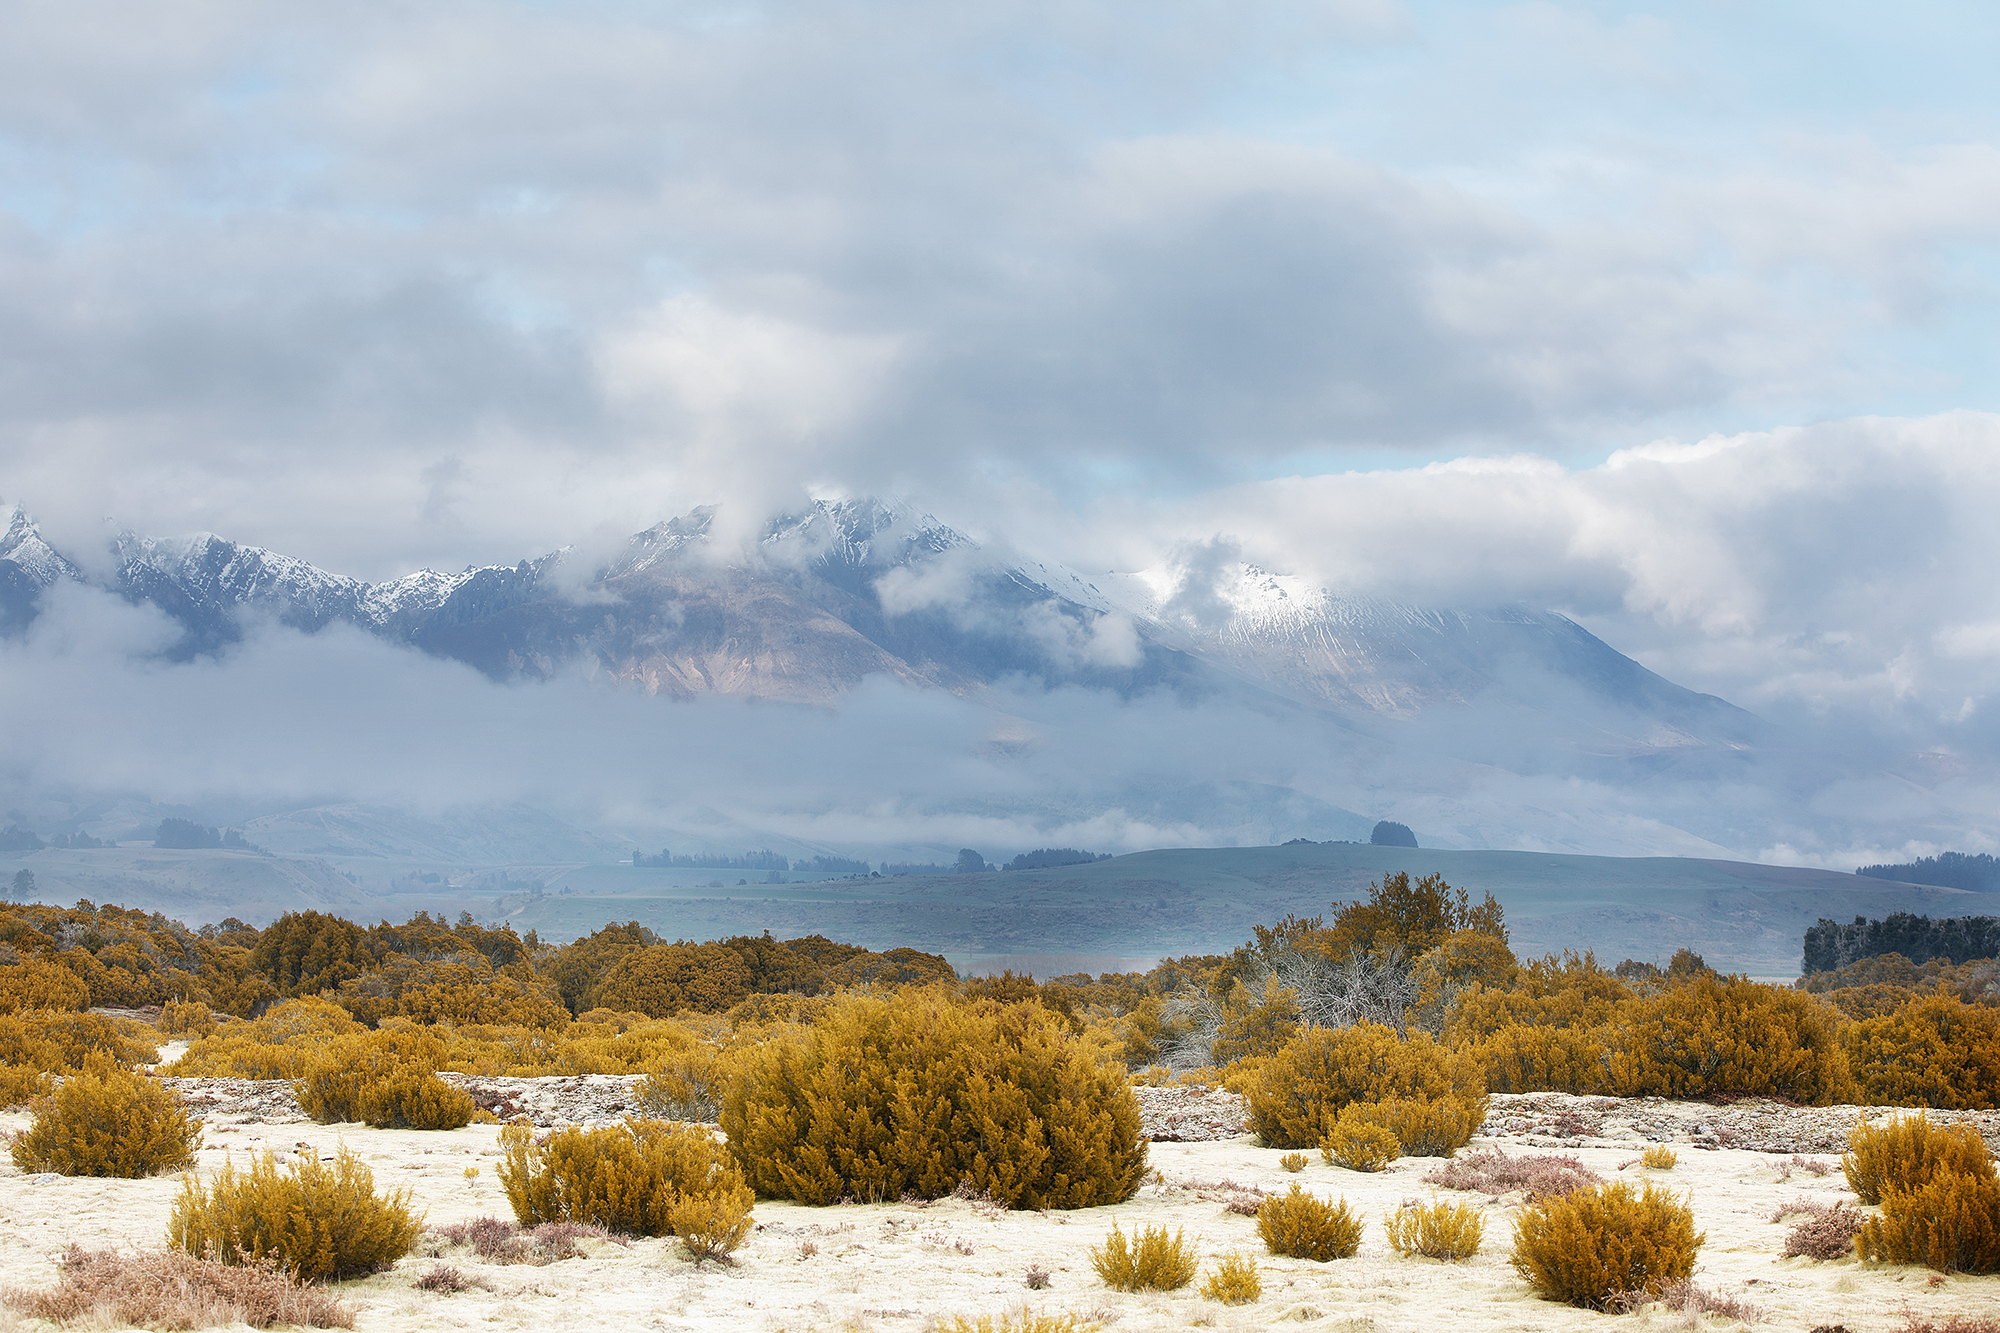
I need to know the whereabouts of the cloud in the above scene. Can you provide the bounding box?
[1,0,1997,583]
[1101,412,2000,778]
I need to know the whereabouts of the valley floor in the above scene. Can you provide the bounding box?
[3,1089,1997,1333]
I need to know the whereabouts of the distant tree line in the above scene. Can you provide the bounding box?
[153,818,259,851]
[1803,911,2000,973]
[633,848,790,871]
[1856,851,2000,893]
[1005,848,1111,871]
[0,824,43,851]
[631,849,872,874]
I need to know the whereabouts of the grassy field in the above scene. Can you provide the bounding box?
[492,843,1986,976]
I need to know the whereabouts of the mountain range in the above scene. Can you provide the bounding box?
[0,498,1751,753]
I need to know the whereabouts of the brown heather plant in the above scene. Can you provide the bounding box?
[499,1118,753,1246]
[169,1146,422,1281]
[1256,1184,1363,1261]
[1090,1220,1198,1292]
[10,1055,199,1177]
[1779,1200,1865,1260]
[1384,1197,1485,1259]
[1422,1148,1602,1199]
[1608,1277,1760,1323]
[1199,1251,1263,1304]
[2,1244,353,1330]
[936,1314,1103,1333]
[1892,1313,2000,1333]
[1842,1115,1995,1205]
[1509,1179,1704,1310]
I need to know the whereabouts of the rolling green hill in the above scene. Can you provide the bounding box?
[491,843,1986,977]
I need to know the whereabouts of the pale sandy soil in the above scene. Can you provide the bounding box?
[2,1091,1997,1333]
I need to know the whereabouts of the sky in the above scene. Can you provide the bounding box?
[2,1,1999,864]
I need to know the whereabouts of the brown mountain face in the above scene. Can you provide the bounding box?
[416,561,939,704]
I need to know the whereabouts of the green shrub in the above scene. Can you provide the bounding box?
[1843,1115,1995,1206]
[1384,1197,1484,1259]
[498,1118,752,1242]
[720,986,1146,1208]
[1321,1109,1401,1172]
[168,1146,421,1281]
[1200,1251,1262,1304]
[1243,1022,1484,1150]
[10,1056,199,1177]
[1857,1169,2000,1273]
[1509,1180,1703,1309]
[1090,1221,1197,1292]
[1256,1183,1362,1261]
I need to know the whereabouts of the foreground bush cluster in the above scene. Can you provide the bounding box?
[2,871,1998,1307]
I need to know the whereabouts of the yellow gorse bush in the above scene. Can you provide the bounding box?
[10,1055,199,1177]
[1843,993,2000,1110]
[294,1028,471,1130]
[1256,1184,1362,1261]
[1384,1196,1484,1259]
[1509,1180,1702,1309]
[720,986,1146,1209]
[1089,1221,1197,1292]
[1842,1115,1994,1206]
[1199,1251,1262,1304]
[1857,1169,2000,1273]
[1244,1021,1484,1151]
[499,1118,752,1245]
[169,1146,421,1281]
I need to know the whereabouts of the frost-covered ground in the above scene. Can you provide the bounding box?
[2,1088,1997,1333]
